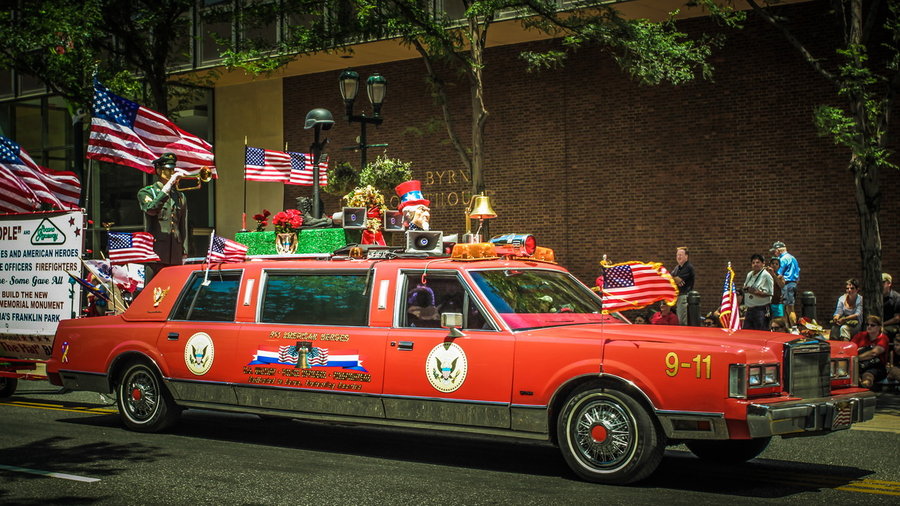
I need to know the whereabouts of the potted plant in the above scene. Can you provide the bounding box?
[272,208,303,254]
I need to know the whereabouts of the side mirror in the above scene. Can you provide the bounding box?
[441,312,465,338]
[441,312,463,329]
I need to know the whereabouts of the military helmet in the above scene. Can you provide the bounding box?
[304,108,334,130]
[152,152,177,169]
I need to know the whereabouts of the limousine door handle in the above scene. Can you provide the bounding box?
[167,332,179,341]
[397,341,414,351]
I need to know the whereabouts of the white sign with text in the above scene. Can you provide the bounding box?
[0,211,84,359]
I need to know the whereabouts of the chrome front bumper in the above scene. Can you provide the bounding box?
[746,390,877,438]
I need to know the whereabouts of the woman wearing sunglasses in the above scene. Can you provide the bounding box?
[850,315,889,389]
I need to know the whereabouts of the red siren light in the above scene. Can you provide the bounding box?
[490,234,536,256]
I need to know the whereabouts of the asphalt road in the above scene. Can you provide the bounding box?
[1,380,899,505]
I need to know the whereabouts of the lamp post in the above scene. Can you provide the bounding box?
[339,70,387,171]
[304,108,334,219]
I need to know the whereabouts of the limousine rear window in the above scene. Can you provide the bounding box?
[261,273,369,326]
[171,271,242,322]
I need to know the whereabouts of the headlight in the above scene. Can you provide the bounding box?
[748,367,762,386]
[763,365,779,385]
[831,358,850,379]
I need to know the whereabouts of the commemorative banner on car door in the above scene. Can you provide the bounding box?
[0,210,84,359]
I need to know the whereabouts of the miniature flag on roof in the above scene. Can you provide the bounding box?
[87,79,216,175]
[244,146,292,182]
[596,261,678,313]
[108,232,161,265]
[718,264,741,333]
[207,234,248,264]
[0,135,81,212]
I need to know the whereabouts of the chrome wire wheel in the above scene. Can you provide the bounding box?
[116,361,179,432]
[121,366,160,423]
[570,396,636,470]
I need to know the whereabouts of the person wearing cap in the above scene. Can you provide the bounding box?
[395,180,431,231]
[137,153,190,279]
[770,241,800,326]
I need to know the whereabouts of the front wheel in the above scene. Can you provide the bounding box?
[686,437,771,464]
[116,362,180,432]
[0,377,17,398]
[557,386,665,484]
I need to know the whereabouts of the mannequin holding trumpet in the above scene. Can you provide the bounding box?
[137,152,193,277]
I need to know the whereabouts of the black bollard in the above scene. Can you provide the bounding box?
[800,291,816,322]
[687,290,701,327]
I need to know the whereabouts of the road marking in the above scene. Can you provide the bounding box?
[852,412,900,433]
[0,464,100,482]
[0,401,116,415]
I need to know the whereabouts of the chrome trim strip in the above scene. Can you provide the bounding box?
[176,400,550,441]
[656,409,725,418]
[380,393,508,406]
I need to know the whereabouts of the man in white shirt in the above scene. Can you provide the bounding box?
[743,254,774,330]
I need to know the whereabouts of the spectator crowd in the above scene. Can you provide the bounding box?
[620,241,898,391]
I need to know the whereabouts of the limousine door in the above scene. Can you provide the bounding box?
[233,270,387,419]
[156,270,243,405]
[382,271,514,429]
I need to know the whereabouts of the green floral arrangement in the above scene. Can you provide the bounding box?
[359,154,413,195]
[323,161,360,197]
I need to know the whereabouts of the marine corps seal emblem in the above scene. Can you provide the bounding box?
[425,342,468,393]
[184,332,214,375]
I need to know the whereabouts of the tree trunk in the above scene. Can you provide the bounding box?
[853,156,883,320]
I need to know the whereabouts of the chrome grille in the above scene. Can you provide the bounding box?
[783,339,830,398]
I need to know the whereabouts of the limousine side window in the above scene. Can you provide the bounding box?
[261,273,369,326]
[171,271,242,321]
[402,273,489,330]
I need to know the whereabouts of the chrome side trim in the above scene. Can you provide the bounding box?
[57,369,110,394]
[382,397,509,428]
[175,400,551,441]
[234,384,385,418]
[655,411,730,440]
[510,405,548,433]
[166,378,238,405]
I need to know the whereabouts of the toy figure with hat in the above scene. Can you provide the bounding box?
[137,152,190,278]
[395,180,430,231]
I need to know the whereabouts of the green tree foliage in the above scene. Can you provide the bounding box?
[0,0,210,115]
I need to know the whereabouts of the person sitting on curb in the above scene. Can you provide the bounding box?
[830,278,863,340]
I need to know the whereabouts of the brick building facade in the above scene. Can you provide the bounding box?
[283,2,900,320]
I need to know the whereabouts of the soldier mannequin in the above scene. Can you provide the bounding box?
[138,153,189,281]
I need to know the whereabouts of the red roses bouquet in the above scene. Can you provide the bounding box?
[252,209,271,232]
[272,209,303,234]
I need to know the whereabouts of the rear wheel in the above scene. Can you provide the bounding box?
[686,437,771,463]
[116,362,180,432]
[0,377,17,398]
[557,386,665,484]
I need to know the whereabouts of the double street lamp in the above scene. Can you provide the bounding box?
[339,70,387,171]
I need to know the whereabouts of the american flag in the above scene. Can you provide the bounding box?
[108,232,161,265]
[599,262,678,313]
[278,345,299,365]
[718,264,741,332]
[0,135,81,212]
[207,234,249,263]
[287,152,328,186]
[244,146,291,182]
[307,346,329,366]
[87,79,216,175]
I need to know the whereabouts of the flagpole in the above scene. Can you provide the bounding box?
[203,230,215,285]
[242,137,248,232]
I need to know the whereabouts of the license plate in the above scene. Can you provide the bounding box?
[831,401,852,430]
